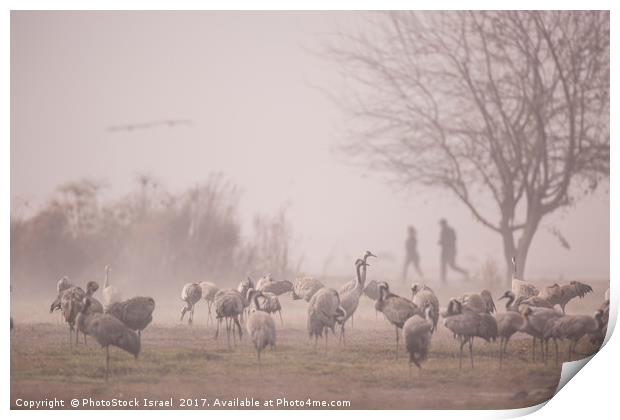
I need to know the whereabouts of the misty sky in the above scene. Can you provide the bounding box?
[11,11,609,279]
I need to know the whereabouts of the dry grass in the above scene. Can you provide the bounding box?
[10,293,603,410]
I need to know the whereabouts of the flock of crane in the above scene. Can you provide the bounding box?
[45,254,610,381]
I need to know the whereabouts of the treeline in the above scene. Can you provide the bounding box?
[11,174,295,296]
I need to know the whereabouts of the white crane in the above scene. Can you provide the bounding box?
[102,266,122,309]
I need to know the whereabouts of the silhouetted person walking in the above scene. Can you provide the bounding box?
[402,226,423,281]
[438,219,468,283]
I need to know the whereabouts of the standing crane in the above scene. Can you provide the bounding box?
[102,266,122,309]
[443,299,498,369]
[245,289,277,366]
[106,296,155,342]
[375,281,422,357]
[337,258,368,344]
[76,298,141,381]
[411,283,440,333]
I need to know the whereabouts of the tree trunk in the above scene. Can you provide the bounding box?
[501,229,516,286]
[500,212,541,285]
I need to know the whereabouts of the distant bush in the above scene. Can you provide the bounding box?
[11,174,295,295]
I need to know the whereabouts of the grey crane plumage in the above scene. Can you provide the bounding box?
[458,290,496,314]
[291,277,325,302]
[77,298,140,381]
[494,310,525,367]
[540,281,594,314]
[237,277,255,319]
[443,299,498,369]
[375,281,422,357]
[245,289,277,365]
[199,281,220,325]
[180,282,202,325]
[76,281,104,344]
[214,289,244,348]
[411,283,440,333]
[590,298,609,347]
[105,296,155,342]
[307,287,346,350]
[542,310,604,365]
[60,286,86,346]
[402,306,433,376]
[518,306,562,363]
[256,274,293,296]
[337,258,370,344]
[256,292,283,324]
[498,291,527,312]
[50,276,73,314]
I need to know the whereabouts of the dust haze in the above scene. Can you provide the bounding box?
[11,11,609,321]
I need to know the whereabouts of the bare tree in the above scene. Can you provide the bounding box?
[328,11,609,282]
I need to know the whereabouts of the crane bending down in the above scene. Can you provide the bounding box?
[199,281,220,325]
[403,306,434,377]
[307,287,346,350]
[180,282,202,325]
[214,289,244,349]
[246,289,277,365]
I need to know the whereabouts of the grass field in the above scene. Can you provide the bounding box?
[10,288,605,410]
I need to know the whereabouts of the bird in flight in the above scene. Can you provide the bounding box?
[107,119,193,132]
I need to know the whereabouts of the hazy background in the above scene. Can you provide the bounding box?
[11,11,609,287]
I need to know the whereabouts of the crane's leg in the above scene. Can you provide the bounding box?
[351,314,354,329]
[532,336,536,362]
[189,307,194,326]
[278,310,283,325]
[214,318,221,339]
[499,338,504,368]
[540,337,545,364]
[207,302,212,325]
[395,327,399,359]
[234,316,243,341]
[458,338,465,370]
[75,327,79,347]
[469,337,474,369]
[84,333,88,345]
[180,306,187,321]
[325,328,328,352]
[105,346,110,382]
[554,338,559,366]
[225,318,231,349]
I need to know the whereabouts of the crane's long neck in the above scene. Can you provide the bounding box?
[104,269,110,288]
[360,263,368,289]
[253,293,261,311]
[505,294,515,311]
[354,263,362,291]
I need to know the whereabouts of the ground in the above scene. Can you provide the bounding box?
[10,288,604,410]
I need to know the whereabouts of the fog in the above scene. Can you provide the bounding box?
[11,11,609,284]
